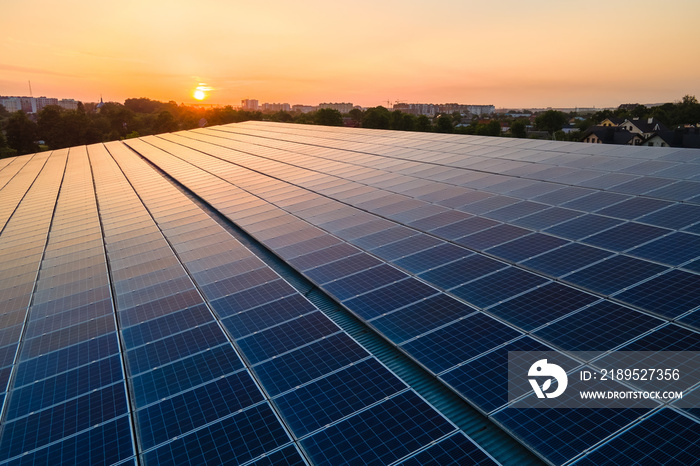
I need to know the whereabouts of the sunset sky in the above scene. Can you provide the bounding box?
[2,0,699,109]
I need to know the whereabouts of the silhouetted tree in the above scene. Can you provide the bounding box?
[362,107,390,129]
[416,115,432,132]
[511,119,527,138]
[535,110,567,135]
[315,108,343,126]
[435,115,453,133]
[5,111,38,155]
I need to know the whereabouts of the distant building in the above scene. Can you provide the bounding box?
[292,105,315,113]
[318,102,354,114]
[394,102,494,116]
[241,99,259,111]
[0,95,79,113]
[261,102,291,112]
[58,99,79,111]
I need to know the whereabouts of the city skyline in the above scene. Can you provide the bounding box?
[2,1,699,109]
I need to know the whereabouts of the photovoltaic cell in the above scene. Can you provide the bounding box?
[370,293,476,344]
[142,403,291,465]
[401,312,522,373]
[521,243,614,277]
[613,270,700,318]
[396,432,497,466]
[418,254,507,290]
[533,300,663,352]
[451,267,549,309]
[440,337,556,413]
[343,278,439,320]
[574,409,700,466]
[488,282,599,331]
[564,255,667,295]
[300,391,455,466]
[274,358,406,437]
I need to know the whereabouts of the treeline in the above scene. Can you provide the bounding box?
[2,95,699,158]
[0,98,269,157]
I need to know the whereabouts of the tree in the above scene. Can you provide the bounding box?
[535,110,568,135]
[348,108,363,124]
[5,111,38,155]
[315,108,343,126]
[435,115,454,133]
[416,115,432,132]
[152,110,178,134]
[362,107,390,129]
[511,119,527,138]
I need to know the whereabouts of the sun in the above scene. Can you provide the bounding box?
[194,89,205,100]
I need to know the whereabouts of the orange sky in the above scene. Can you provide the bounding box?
[2,0,699,109]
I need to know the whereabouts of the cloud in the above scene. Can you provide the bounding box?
[0,63,77,78]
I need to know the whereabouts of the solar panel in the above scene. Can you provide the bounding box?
[1,121,699,464]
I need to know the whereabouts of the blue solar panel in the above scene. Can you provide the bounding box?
[627,232,700,266]
[431,216,499,239]
[13,333,119,387]
[418,254,507,290]
[343,278,439,320]
[393,243,471,273]
[136,370,263,449]
[121,303,213,348]
[274,358,406,437]
[5,122,700,465]
[521,243,614,277]
[142,403,291,465]
[0,384,129,460]
[396,432,497,465]
[582,222,670,252]
[486,233,569,262]
[510,206,582,230]
[561,191,630,211]
[221,294,317,339]
[236,312,339,364]
[300,391,455,466]
[638,203,700,229]
[533,300,663,351]
[304,253,382,283]
[126,322,228,374]
[370,294,476,344]
[253,333,369,396]
[440,336,557,413]
[575,409,700,465]
[451,267,549,309]
[323,264,407,301]
[6,355,123,420]
[613,270,700,318]
[488,282,599,331]
[493,406,648,465]
[564,255,667,295]
[544,214,623,240]
[456,224,531,250]
[131,344,244,408]
[2,415,134,466]
[401,312,522,374]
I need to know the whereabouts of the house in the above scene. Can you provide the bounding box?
[599,117,625,127]
[581,126,643,145]
[619,117,667,138]
[642,128,700,148]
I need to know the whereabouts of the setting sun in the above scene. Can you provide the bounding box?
[194,89,205,100]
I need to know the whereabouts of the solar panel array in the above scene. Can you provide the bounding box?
[1,120,699,465]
